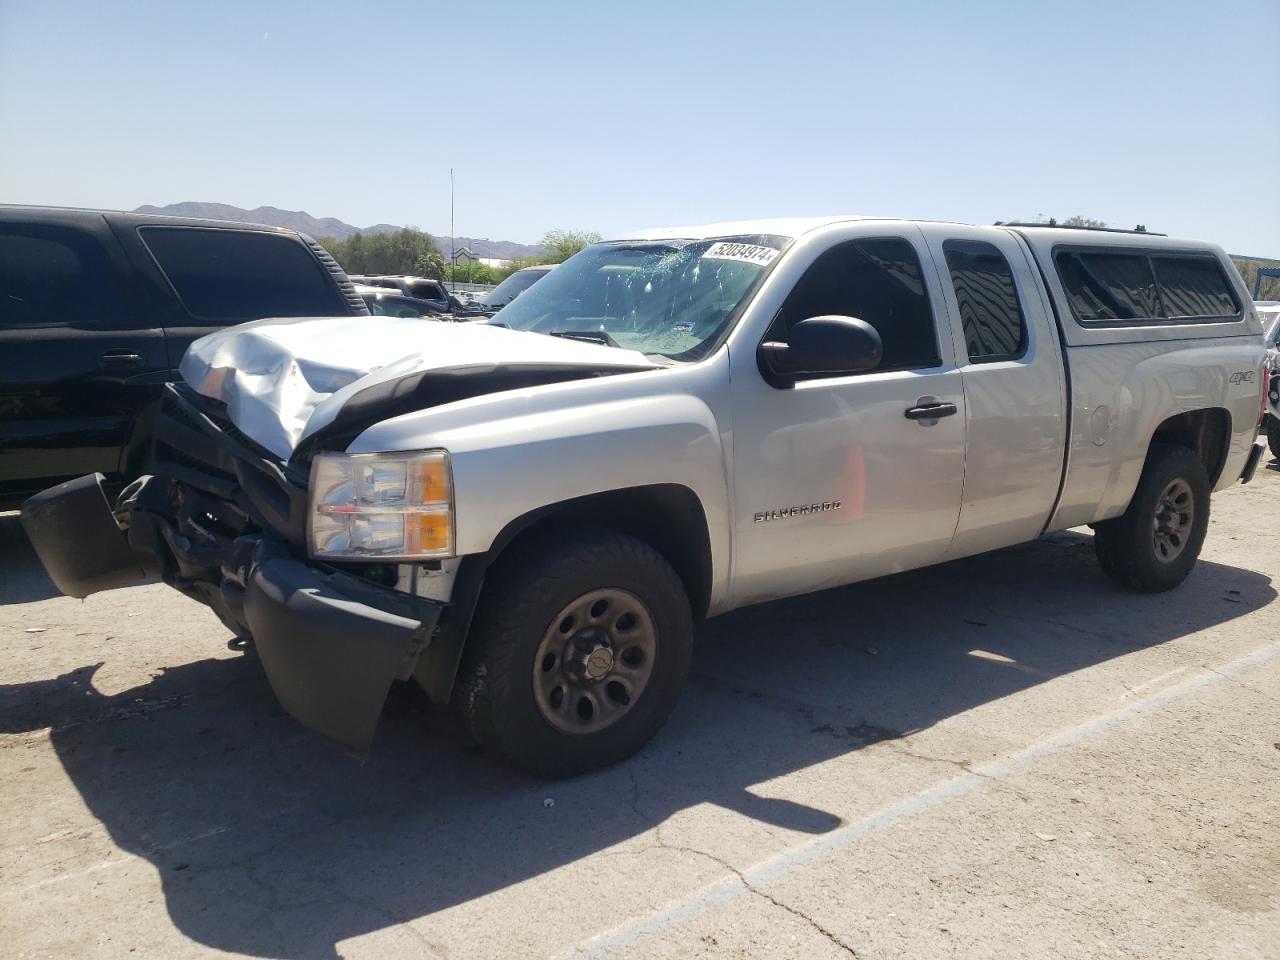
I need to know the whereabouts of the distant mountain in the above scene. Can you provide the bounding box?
[131,202,545,261]
[131,202,399,241]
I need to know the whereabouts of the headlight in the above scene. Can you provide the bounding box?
[308,451,454,560]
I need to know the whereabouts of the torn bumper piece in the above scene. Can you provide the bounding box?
[21,471,442,758]
[243,547,441,757]
[20,472,155,598]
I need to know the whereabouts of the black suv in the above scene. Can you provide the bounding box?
[0,206,368,508]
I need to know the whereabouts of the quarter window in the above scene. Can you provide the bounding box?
[140,227,347,321]
[780,237,940,372]
[1151,256,1238,318]
[1054,248,1240,324]
[1055,251,1161,322]
[943,240,1027,363]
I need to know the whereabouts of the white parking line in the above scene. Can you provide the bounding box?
[565,641,1280,959]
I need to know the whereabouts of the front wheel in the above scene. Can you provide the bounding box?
[454,529,693,778]
[1094,444,1210,592]
[1267,417,1280,460]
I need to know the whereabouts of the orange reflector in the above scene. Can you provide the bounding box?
[409,511,452,553]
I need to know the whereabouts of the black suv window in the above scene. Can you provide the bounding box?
[0,229,126,328]
[944,240,1027,363]
[780,237,939,372]
[140,227,347,321]
[1151,255,1238,319]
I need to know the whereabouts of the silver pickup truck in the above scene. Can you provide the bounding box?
[22,217,1268,777]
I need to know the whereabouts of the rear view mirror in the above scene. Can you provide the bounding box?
[758,315,883,381]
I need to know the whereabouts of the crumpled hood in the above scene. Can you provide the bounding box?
[179,315,656,459]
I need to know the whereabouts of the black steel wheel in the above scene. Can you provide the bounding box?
[532,587,658,736]
[1094,444,1210,592]
[454,528,692,778]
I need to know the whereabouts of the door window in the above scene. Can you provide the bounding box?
[140,227,347,321]
[943,240,1027,363]
[0,230,124,328]
[778,237,939,372]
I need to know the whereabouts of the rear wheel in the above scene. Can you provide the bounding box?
[1094,444,1210,592]
[454,529,693,778]
[1267,417,1280,460]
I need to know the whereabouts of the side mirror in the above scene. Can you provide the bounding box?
[758,315,883,381]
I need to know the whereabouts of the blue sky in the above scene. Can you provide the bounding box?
[2,0,1277,254]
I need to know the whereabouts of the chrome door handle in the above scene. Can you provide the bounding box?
[904,402,957,420]
[100,350,143,367]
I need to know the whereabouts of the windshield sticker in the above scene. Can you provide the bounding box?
[672,321,693,334]
[702,242,779,266]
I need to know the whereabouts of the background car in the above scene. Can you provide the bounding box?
[355,285,447,318]
[1258,301,1280,458]
[477,263,556,313]
[349,275,451,313]
[0,205,367,507]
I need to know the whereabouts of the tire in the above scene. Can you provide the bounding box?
[454,528,693,778]
[1093,444,1210,593]
[1267,417,1280,461]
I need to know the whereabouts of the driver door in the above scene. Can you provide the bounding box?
[728,226,966,606]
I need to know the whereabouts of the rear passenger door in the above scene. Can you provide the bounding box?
[114,225,356,369]
[917,225,1067,558]
[0,218,168,500]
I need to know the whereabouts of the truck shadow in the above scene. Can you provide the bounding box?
[1,531,1273,958]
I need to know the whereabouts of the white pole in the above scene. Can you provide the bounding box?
[449,168,455,292]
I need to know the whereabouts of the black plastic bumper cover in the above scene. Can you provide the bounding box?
[244,553,441,757]
[20,473,153,598]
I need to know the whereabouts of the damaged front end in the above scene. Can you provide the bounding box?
[20,384,441,757]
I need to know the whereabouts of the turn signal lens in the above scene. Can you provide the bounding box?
[415,457,449,505]
[308,450,454,560]
[409,512,452,554]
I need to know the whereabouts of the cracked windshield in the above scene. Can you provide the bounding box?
[491,235,788,360]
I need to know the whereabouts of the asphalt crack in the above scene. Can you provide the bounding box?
[625,767,859,956]
[1204,666,1280,705]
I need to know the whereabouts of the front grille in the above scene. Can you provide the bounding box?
[149,384,309,547]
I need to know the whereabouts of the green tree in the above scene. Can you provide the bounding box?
[316,227,441,275]
[415,251,447,281]
[1062,215,1108,228]
[1006,214,1110,228]
[538,229,602,263]
[444,262,496,285]
[487,228,603,281]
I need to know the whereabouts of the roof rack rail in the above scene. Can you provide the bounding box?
[994,220,1166,237]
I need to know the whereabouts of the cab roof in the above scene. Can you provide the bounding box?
[626,216,874,242]
[625,216,1221,254]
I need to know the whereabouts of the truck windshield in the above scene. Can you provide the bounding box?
[492,236,788,361]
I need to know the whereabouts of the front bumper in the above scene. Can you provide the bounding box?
[243,544,439,756]
[21,471,442,758]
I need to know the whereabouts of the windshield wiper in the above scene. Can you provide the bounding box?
[547,330,622,348]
